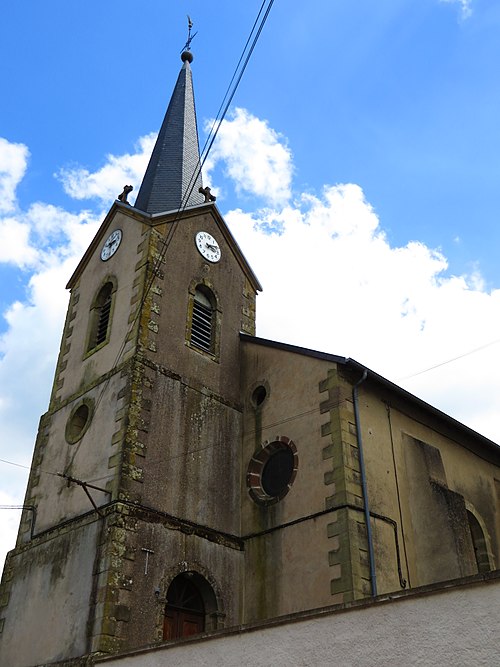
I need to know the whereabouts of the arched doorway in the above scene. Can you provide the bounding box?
[163,573,206,640]
[467,510,491,574]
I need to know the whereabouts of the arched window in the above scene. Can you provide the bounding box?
[87,281,115,352]
[189,285,216,353]
[163,574,205,640]
[467,510,491,574]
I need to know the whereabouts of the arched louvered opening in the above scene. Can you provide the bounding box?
[87,281,115,352]
[467,510,491,574]
[190,286,215,353]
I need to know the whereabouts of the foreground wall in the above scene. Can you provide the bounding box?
[97,571,500,667]
[0,518,101,667]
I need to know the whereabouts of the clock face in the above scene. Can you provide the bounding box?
[100,229,122,261]
[195,231,221,263]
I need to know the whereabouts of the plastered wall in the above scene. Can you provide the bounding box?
[96,573,500,667]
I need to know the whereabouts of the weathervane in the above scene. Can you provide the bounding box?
[181,15,198,53]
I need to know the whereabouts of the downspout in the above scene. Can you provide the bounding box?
[352,369,377,597]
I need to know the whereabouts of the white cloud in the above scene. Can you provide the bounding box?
[0,140,105,567]
[57,133,156,204]
[0,137,29,214]
[204,108,293,207]
[1,107,500,568]
[0,205,100,271]
[0,217,101,496]
[212,113,500,444]
[0,138,103,271]
[0,217,37,267]
[440,0,473,19]
[0,492,23,570]
[226,190,500,443]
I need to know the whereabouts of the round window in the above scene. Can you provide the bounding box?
[247,437,298,505]
[261,447,295,496]
[249,380,270,410]
[65,400,93,444]
[251,385,267,408]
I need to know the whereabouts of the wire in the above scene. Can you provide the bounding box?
[0,458,29,470]
[201,0,276,164]
[0,457,60,477]
[398,336,500,381]
[64,1,278,475]
[197,0,271,167]
[158,0,272,226]
[141,0,277,312]
[5,3,278,485]
[200,1,268,157]
[109,0,277,363]
[0,396,351,480]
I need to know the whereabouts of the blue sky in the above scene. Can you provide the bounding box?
[2,0,500,563]
[4,0,500,284]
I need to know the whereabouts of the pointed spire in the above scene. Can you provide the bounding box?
[134,51,204,214]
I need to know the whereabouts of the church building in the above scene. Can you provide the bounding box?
[1,47,499,667]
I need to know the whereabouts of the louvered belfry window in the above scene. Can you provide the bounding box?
[190,287,214,352]
[88,282,114,351]
[95,291,112,345]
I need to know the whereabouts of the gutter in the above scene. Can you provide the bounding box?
[352,368,377,597]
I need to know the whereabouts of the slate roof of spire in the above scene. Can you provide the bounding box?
[134,52,204,214]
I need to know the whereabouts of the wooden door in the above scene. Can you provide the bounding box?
[163,575,205,640]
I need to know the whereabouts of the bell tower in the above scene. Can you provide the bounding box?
[0,48,261,667]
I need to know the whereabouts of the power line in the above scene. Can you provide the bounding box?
[64,2,278,475]
[0,458,29,471]
[108,1,277,357]
[0,457,59,478]
[399,336,500,381]
[0,395,351,480]
[3,5,279,486]
[139,0,277,314]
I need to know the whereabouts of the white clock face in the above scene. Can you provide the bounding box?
[100,229,122,261]
[195,231,221,263]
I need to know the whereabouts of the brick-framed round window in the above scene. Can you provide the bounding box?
[247,436,298,505]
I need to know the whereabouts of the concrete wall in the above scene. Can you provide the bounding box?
[143,207,256,405]
[240,345,339,620]
[52,208,147,404]
[117,520,244,648]
[116,206,257,531]
[0,204,259,665]
[239,342,500,619]
[138,372,243,534]
[0,519,100,667]
[15,206,151,545]
[358,377,500,589]
[25,373,125,535]
[93,205,258,648]
[4,194,500,666]
[96,572,500,667]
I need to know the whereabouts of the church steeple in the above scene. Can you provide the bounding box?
[134,50,205,214]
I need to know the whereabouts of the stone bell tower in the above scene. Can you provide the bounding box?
[0,48,261,667]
